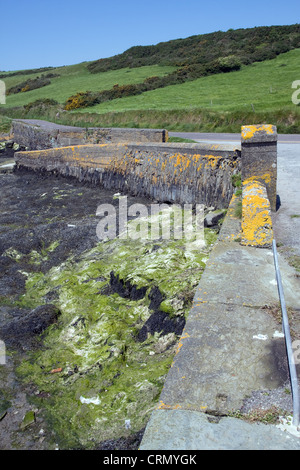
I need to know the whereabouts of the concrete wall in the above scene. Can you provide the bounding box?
[15,142,241,209]
[11,120,168,150]
[13,122,278,223]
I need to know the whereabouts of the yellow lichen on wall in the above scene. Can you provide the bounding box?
[244,172,271,185]
[171,153,192,170]
[241,180,273,247]
[241,124,275,141]
[204,155,222,169]
[157,401,182,410]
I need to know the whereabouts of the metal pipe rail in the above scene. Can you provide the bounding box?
[272,239,300,428]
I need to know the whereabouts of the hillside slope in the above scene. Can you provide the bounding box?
[0,24,299,133]
[78,49,300,114]
[88,24,300,72]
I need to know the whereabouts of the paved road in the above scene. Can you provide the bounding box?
[273,143,300,258]
[169,131,300,144]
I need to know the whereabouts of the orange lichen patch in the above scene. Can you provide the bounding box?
[241,124,275,141]
[244,173,271,185]
[174,330,190,357]
[157,401,182,410]
[204,155,222,169]
[241,180,273,247]
[171,153,192,170]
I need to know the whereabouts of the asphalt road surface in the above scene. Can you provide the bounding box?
[169,131,300,144]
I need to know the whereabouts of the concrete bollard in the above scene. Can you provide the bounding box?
[241,124,277,211]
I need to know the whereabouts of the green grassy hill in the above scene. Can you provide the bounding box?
[79,49,300,114]
[1,24,300,133]
[2,63,176,108]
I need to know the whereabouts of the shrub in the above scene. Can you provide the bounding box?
[24,99,59,112]
[64,91,96,110]
[7,75,51,95]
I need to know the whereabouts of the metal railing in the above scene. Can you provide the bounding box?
[272,239,300,428]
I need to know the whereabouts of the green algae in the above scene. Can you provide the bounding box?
[3,241,60,267]
[15,227,218,449]
[20,410,35,430]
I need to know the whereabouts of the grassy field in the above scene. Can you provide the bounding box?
[0,49,299,134]
[2,63,176,108]
[75,49,300,114]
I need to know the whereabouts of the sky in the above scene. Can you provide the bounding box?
[1,0,299,71]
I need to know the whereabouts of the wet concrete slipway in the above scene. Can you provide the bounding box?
[0,137,300,451]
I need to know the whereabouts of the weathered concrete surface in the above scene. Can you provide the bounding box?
[140,409,300,450]
[140,193,300,450]
[14,142,241,208]
[156,243,299,414]
[11,119,168,150]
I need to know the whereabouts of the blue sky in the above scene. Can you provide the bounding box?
[1,0,299,71]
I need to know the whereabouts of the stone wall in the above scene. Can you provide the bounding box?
[15,142,241,209]
[11,120,168,150]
